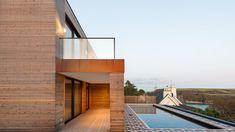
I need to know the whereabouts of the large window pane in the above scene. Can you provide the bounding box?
[65,24,72,37]
[65,79,72,122]
[86,86,89,110]
[63,23,73,59]
[74,81,82,116]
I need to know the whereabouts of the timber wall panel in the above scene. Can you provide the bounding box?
[81,82,87,113]
[89,84,110,109]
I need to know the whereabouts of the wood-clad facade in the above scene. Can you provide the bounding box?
[89,84,110,109]
[0,0,125,132]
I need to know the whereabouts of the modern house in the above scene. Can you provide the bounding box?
[0,0,124,131]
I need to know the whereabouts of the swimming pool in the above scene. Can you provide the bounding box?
[186,103,208,110]
[130,104,209,129]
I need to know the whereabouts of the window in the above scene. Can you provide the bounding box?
[65,79,72,122]
[65,78,82,123]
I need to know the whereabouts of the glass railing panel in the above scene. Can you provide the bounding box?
[88,39,114,59]
[58,38,115,59]
[63,39,73,59]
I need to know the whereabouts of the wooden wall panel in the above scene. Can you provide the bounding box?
[82,82,87,113]
[0,0,57,131]
[89,84,110,109]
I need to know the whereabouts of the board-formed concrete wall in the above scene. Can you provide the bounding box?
[0,0,58,131]
[110,73,124,132]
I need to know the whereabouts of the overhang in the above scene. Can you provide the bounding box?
[56,59,125,83]
[56,59,125,73]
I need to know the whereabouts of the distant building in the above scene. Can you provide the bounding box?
[155,85,182,106]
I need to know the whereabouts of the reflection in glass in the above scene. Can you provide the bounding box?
[60,38,115,59]
[74,81,82,116]
[65,79,72,122]
[86,86,89,110]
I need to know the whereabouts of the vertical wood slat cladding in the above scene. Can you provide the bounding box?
[0,0,57,131]
[89,84,110,109]
[110,73,124,132]
[82,82,87,113]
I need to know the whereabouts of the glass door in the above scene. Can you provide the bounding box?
[86,84,89,110]
[65,79,72,122]
[74,80,82,117]
[65,78,83,123]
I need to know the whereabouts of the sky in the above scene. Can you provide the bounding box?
[68,0,235,91]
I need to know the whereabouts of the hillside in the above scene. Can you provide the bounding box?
[177,88,235,123]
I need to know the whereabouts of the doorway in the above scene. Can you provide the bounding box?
[65,78,82,123]
[86,84,89,110]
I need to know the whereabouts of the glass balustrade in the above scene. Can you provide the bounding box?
[58,38,115,59]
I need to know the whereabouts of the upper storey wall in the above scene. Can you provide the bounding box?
[0,0,58,130]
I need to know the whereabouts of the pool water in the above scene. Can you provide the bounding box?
[130,105,208,129]
[186,103,208,110]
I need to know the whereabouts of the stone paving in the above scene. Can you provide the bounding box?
[125,104,235,132]
[125,104,152,132]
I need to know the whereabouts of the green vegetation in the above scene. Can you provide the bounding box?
[177,88,235,123]
[193,108,220,118]
[124,80,145,96]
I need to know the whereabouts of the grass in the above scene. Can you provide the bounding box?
[177,88,235,123]
[178,88,235,96]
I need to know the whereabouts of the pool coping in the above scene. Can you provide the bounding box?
[127,104,151,129]
[125,103,235,132]
[154,104,235,130]
[154,104,222,129]
[167,105,235,127]
[125,104,152,131]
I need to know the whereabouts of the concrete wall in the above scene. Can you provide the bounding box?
[0,0,57,131]
[110,73,124,132]
[55,74,65,130]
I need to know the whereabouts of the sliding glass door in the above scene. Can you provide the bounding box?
[65,79,72,122]
[86,85,89,110]
[65,78,82,123]
[74,80,82,117]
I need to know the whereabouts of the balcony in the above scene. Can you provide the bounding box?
[56,37,125,131]
[56,37,124,79]
[57,38,115,59]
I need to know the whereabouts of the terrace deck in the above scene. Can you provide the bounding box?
[60,109,110,132]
